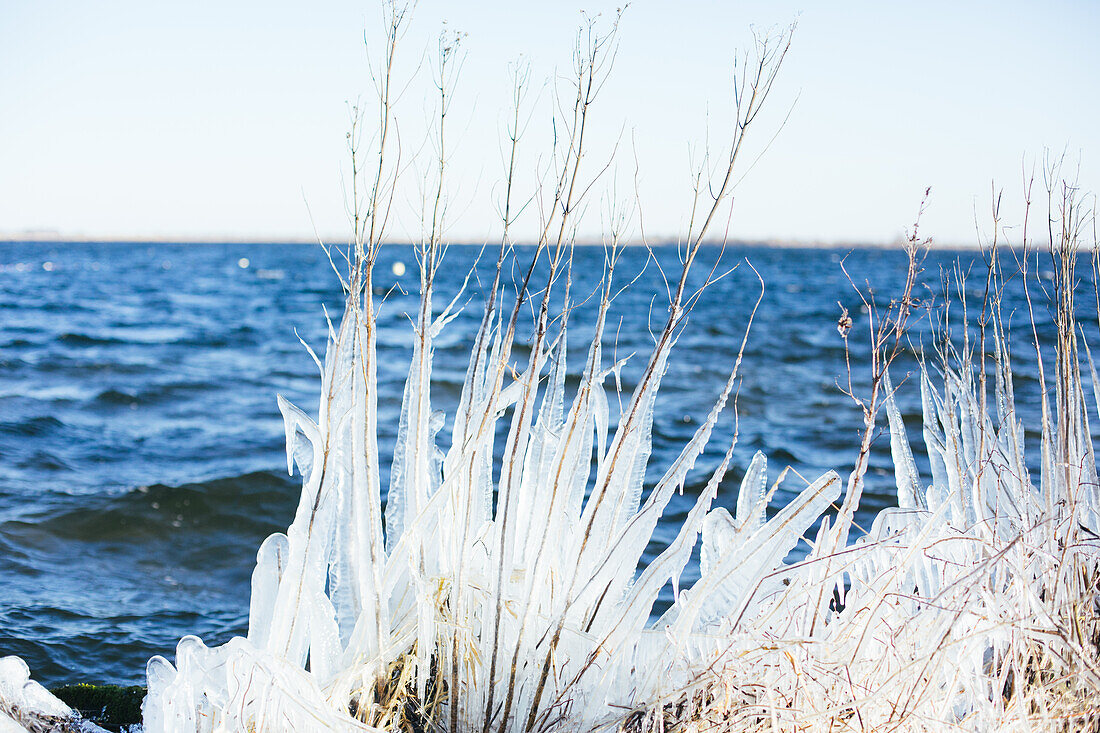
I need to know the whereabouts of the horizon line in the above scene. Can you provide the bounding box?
[0,233,991,252]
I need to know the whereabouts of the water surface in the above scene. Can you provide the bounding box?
[0,241,1089,686]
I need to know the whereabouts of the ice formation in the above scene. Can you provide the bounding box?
[134,229,1100,731]
[138,232,831,731]
[0,656,109,733]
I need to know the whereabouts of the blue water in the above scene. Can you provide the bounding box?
[0,241,1089,687]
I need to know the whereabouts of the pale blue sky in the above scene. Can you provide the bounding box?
[1,1,1097,246]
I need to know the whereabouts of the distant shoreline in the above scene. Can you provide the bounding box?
[0,236,1010,252]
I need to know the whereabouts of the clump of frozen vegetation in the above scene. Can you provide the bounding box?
[143,11,829,731]
[660,202,1100,731]
[0,657,109,733]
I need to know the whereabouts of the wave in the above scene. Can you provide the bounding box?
[0,415,65,437]
[1,471,298,543]
[93,381,214,407]
[57,332,128,346]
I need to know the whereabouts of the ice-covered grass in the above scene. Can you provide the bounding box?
[136,198,1100,731]
[640,205,1100,730]
[0,657,109,733]
[637,360,1100,731]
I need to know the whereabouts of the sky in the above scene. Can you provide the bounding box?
[1,0,1098,247]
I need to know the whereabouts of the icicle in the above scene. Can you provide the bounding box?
[883,370,925,510]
